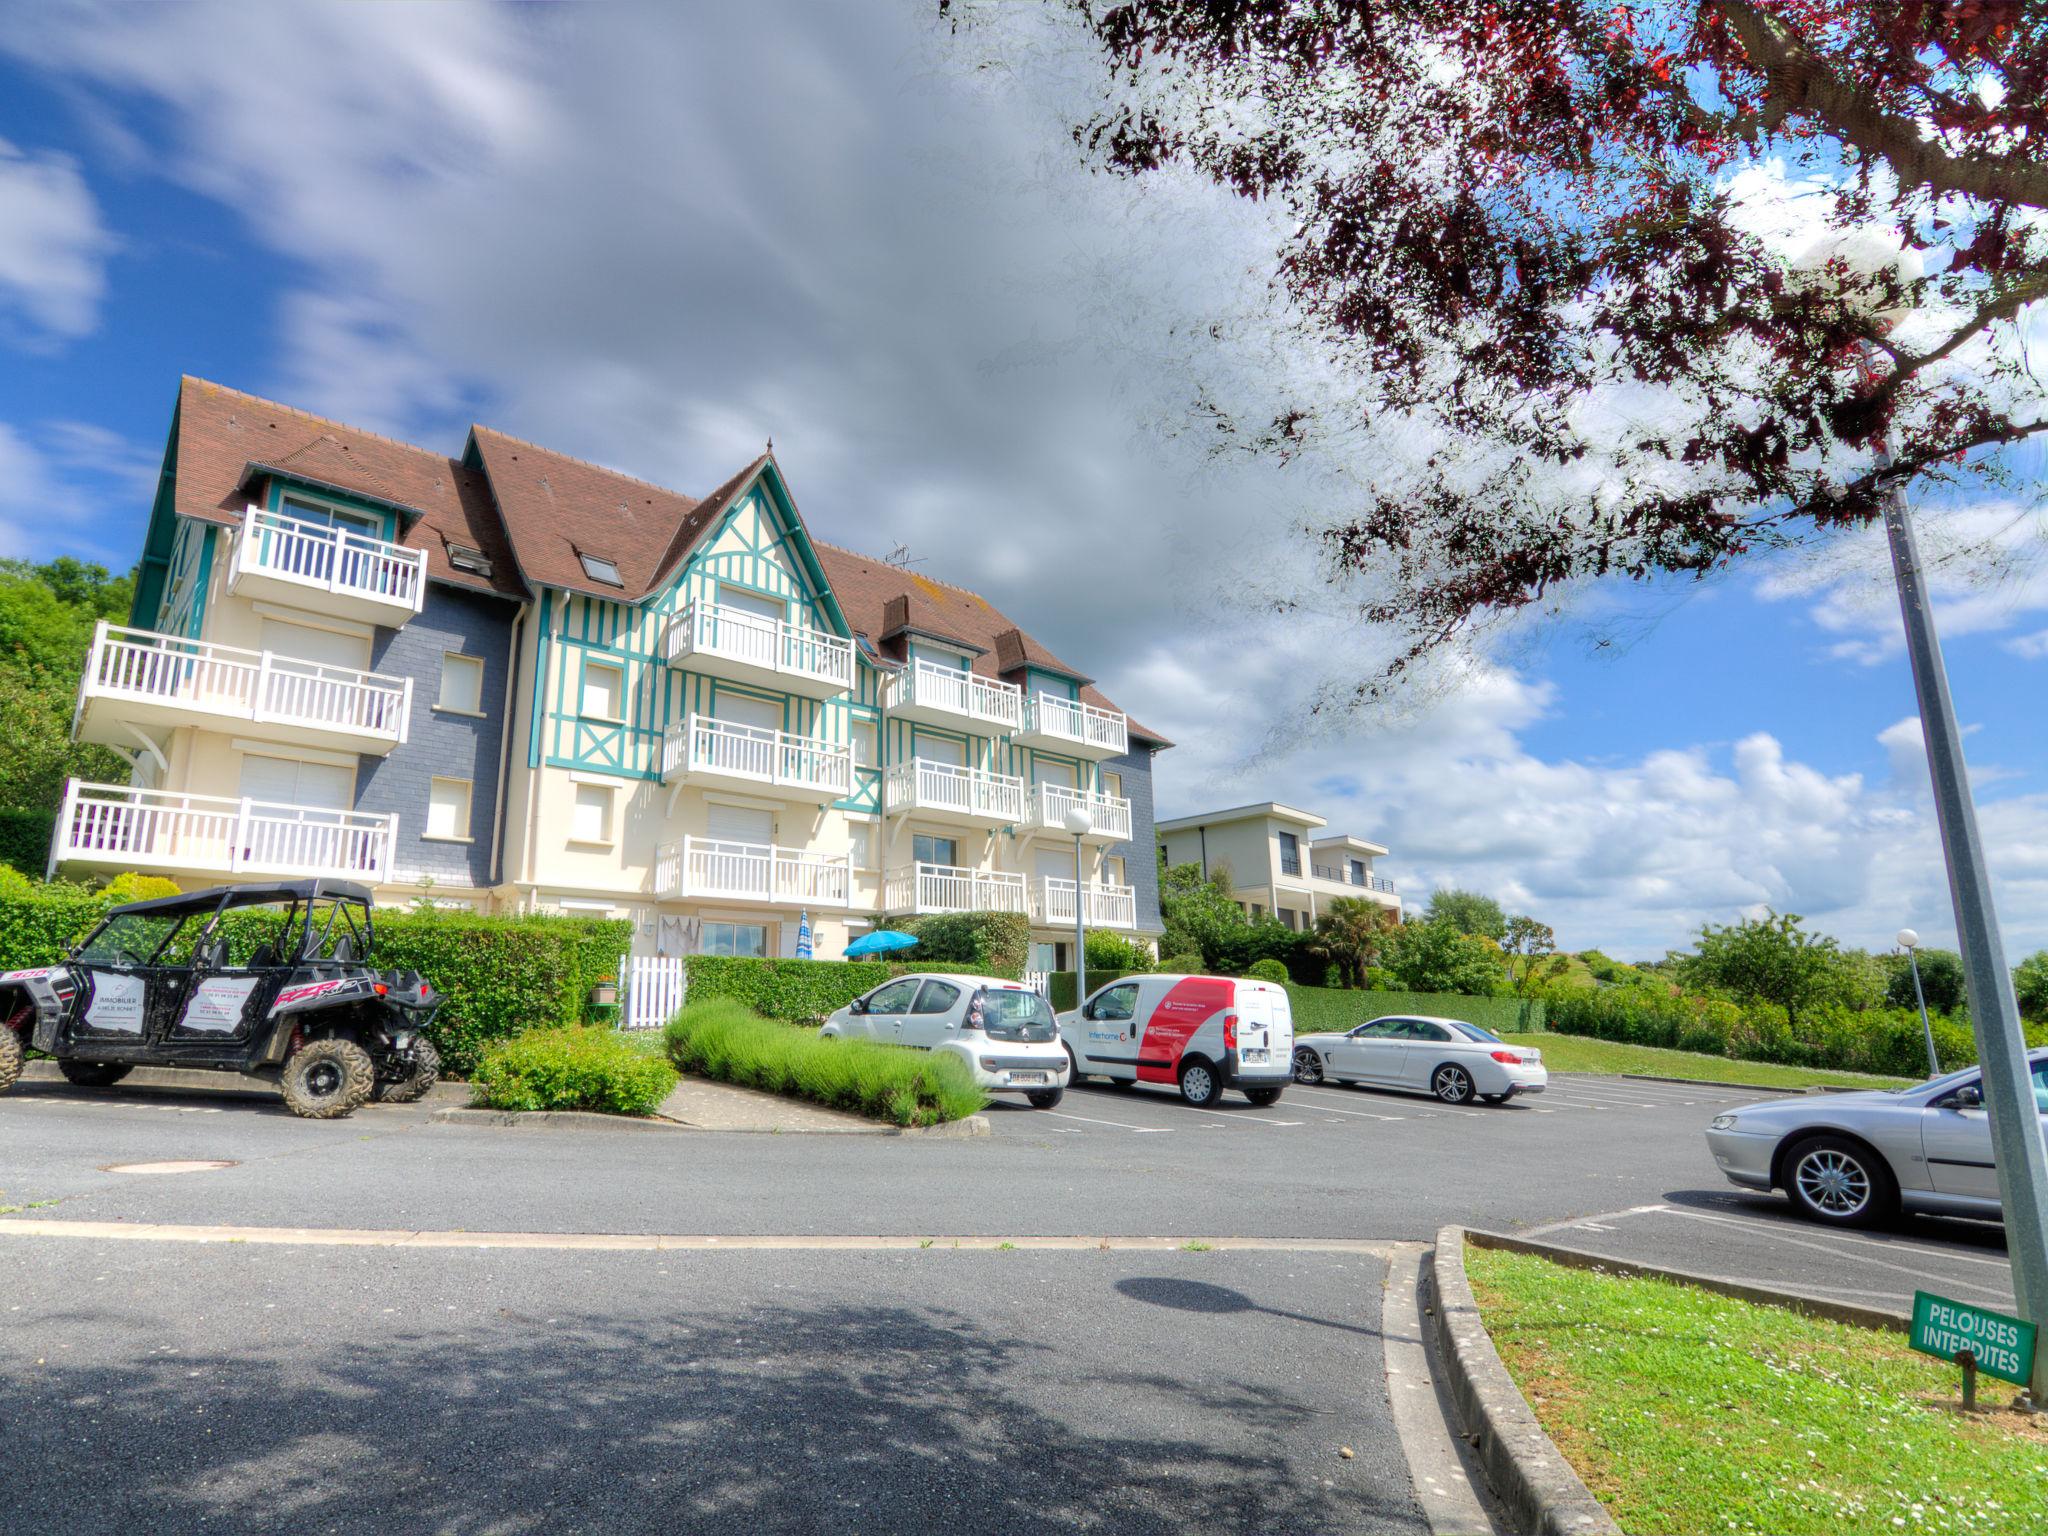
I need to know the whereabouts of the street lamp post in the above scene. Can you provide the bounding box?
[1896,928,1940,1079]
[1063,806,1094,1008]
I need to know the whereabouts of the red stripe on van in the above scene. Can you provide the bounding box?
[1136,977,1234,1084]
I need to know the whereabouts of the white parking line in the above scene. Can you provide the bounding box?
[1679,1203,2016,1272]
[1039,1110,1172,1134]
[1656,1207,2015,1300]
[1289,1084,1485,1119]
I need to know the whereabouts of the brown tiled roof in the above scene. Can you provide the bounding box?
[171,377,524,599]
[993,625,1092,685]
[813,541,1167,747]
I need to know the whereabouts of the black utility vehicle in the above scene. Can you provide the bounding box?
[0,879,441,1119]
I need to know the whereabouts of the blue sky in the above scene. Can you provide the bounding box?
[3,2,2045,958]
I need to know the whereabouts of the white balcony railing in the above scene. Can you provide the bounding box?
[886,659,1023,731]
[663,601,854,693]
[81,622,412,747]
[661,714,854,799]
[52,781,398,881]
[884,862,1028,916]
[883,758,1025,823]
[229,506,426,616]
[1030,877,1138,930]
[1023,783,1133,842]
[1310,862,1397,894]
[652,836,852,907]
[1021,693,1127,755]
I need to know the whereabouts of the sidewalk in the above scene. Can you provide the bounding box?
[657,1075,922,1133]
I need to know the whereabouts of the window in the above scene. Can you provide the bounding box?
[578,551,623,586]
[851,721,878,768]
[1101,770,1122,799]
[911,980,961,1015]
[849,823,875,870]
[437,652,484,714]
[1090,982,1140,1022]
[280,493,380,539]
[580,660,624,721]
[1350,858,1366,886]
[426,777,472,840]
[448,543,492,576]
[913,833,958,868]
[1251,903,1264,920]
[570,783,615,844]
[1106,856,1126,886]
[865,978,922,1013]
[698,921,767,957]
[1277,831,1301,876]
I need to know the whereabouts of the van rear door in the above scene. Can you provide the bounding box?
[1234,983,1292,1072]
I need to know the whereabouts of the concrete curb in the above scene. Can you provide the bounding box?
[1429,1225,1622,1536]
[21,1061,468,1103]
[433,1106,990,1138]
[1467,1227,1911,1334]
[1614,1072,1810,1095]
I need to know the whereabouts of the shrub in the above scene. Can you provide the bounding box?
[1159,952,1204,974]
[0,809,52,877]
[98,871,183,903]
[680,955,987,1024]
[1087,929,1154,976]
[1246,957,1291,983]
[882,910,1029,978]
[470,1026,678,1116]
[1383,919,1508,996]
[0,883,112,968]
[663,998,986,1125]
[374,912,632,1075]
[1286,983,1543,1036]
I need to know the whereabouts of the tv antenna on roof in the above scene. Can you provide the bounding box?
[883,542,922,570]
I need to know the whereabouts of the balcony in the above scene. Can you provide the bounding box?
[51,781,398,882]
[883,862,1027,917]
[1013,693,1127,759]
[1311,861,1397,895]
[1021,783,1132,843]
[663,600,853,698]
[74,622,413,757]
[661,714,853,802]
[1029,876,1137,930]
[227,506,426,626]
[652,836,852,907]
[884,659,1022,736]
[883,758,1024,828]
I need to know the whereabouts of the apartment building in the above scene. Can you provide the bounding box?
[54,377,1168,965]
[1156,802,1398,931]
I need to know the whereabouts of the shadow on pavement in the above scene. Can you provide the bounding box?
[5,1296,1420,1535]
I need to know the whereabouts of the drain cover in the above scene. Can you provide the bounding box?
[100,1160,238,1175]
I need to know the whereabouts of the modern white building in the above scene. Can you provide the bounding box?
[1156,802,1398,931]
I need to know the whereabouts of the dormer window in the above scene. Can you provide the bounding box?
[578,551,623,587]
[448,543,493,577]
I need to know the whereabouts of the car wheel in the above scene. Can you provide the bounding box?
[1291,1047,1324,1085]
[1178,1057,1223,1109]
[372,1037,441,1104]
[59,1060,133,1089]
[1244,1087,1284,1107]
[1107,1075,1138,1092]
[1027,1087,1064,1110]
[1065,1045,1086,1085]
[1431,1064,1476,1105]
[0,1023,21,1094]
[280,1038,375,1120]
[1783,1134,1897,1228]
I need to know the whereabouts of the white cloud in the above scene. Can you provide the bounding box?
[0,137,111,342]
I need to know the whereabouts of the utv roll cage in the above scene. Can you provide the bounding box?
[72,878,376,969]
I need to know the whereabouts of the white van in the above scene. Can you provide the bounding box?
[1058,974,1293,1108]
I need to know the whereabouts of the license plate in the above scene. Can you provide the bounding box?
[1241,1048,1268,1064]
[1011,1071,1047,1084]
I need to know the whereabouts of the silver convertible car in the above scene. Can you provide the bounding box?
[1704,1047,2048,1226]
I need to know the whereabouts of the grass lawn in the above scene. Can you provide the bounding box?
[1498,1032,1913,1092]
[1466,1244,2048,1536]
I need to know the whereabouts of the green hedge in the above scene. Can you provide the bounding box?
[0,885,115,967]
[1286,986,1545,1036]
[881,910,1029,979]
[1543,988,2048,1078]
[0,810,53,877]
[374,913,632,1074]
[471,1026,677,1116]
[664,997,986,1125]
[678,955,988,1024]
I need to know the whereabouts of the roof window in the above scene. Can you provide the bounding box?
[448,544,493,577]
[578,551,624,587]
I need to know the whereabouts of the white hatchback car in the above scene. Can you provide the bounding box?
[1291,1015,1547,1105]
[820,972,1070,1108]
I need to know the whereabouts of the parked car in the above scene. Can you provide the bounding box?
[1058,974,1292,1108]
[0,879,442,1120]
[1705,1048,2048,1227]
[821,972,1069,1108]
[1291,1015,1547,1105]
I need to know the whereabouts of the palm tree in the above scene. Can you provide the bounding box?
[1310,897,1399,989]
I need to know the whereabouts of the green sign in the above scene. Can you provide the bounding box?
[1910,1291,2038,1387]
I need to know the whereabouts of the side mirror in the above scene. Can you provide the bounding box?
[850,998,868,1016]
[1080,1002,1095,1020]
[1953,1083,1984,1110]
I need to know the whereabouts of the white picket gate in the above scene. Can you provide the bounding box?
[1024,969,1050,999]
[621,954,687,1031]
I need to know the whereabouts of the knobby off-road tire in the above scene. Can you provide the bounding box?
[372,1036,442,1104]
[280,1038,375,1120]
[0,1025,22,1094]
[60,1060,133,1089]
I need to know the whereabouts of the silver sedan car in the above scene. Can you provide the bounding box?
[1705,1047,2048,1226]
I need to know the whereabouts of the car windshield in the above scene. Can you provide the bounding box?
[1447,1021,1503,1044]
[76,911,188,965]
[977,988,1056,1040]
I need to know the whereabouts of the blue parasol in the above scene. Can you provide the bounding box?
[843,929,919,958]
[795,910,813,959]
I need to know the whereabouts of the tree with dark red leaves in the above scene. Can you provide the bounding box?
[943,1,2048,684]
